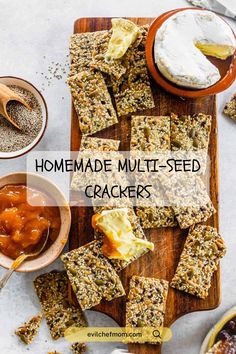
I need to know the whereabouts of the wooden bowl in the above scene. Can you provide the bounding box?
[146,8,236,98]
[0,173,71,272]
[0,76,48,159]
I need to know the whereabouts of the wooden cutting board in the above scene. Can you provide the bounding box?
[69,17,219,354]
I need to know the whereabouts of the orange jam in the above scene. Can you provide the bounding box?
[0,184,61,259]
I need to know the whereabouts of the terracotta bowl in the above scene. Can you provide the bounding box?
[0,173,71,272]
[146,8,236,98]
[0,76,48,159]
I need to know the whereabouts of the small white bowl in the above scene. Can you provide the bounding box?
[0,172,71,272]
[0,76,48,159]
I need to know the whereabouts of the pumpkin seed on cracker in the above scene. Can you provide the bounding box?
[131,115,171,152]
[170,113,212,151]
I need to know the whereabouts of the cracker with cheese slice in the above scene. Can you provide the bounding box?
[91,30,126,79]
[112,25,155,116]
[105,18,139,61]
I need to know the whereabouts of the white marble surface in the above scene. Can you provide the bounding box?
[0,0,235,353]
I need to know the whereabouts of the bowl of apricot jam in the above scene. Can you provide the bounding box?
[0,173,71,272]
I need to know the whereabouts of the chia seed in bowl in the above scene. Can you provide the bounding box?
[0,85,43,152]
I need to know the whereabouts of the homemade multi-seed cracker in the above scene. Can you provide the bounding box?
[170,224,226,299]
[80,136,120,152]
[133,24,150,48]
[71,343,87,354]
[68,70,118,135]
[112,26,155,116]
[174,201,216,229]
[91,30,126,79]
[43,302,87,340]
[130,115,170,151]
[70,32,93,65]
[70,64,83,77]
[126,276,168,342]
[93,206,149,272]
[15,314,42,344]
[71,137,120,191]
[160,172,216,229]
[168,114,214,228]
[34,271,68,310]
[224,93,236,122]
[34,271,87,340]
[130,115,177,228]
[69,31,106,75]
[170,175,215,229]
[136,207,177,229]
[61,240,125,310]
[170,113,212,151]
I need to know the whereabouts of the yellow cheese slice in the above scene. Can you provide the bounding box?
[92,208,154,261]
[195,42,235,60]
[105,18,139,61]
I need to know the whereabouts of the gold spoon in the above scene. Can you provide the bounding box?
[0,227,50,292]
[0,83,32,130]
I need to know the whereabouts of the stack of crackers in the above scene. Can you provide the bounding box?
[68,24,155,135]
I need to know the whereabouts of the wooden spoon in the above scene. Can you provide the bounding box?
[0,83,32,130]
[0,227,50,292]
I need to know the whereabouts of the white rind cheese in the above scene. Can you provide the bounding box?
[154,10,236,89]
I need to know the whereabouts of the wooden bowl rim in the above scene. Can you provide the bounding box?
[145,7,236,98]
